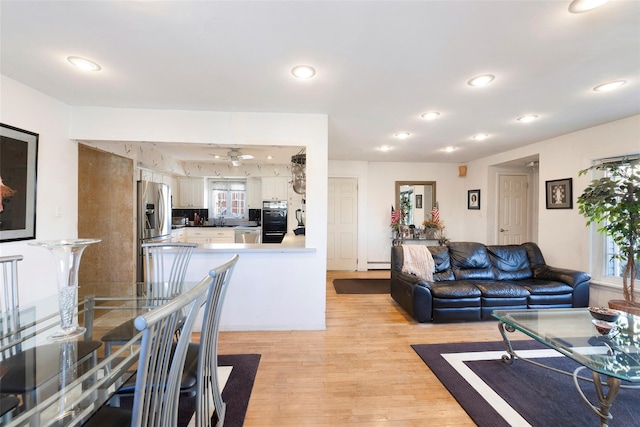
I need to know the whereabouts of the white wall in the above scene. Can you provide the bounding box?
[328,161,463,269]
[0,76,79,304]
[69,107,328,330]
[466,115,639,269]
[465,115,640,304]
[329,116,638,284]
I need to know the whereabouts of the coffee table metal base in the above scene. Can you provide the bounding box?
[497,321,636,427]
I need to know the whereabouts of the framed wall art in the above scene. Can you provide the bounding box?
[415,194,423,209]
[546,178,573,209]
[0,123,39,242]
[468,189,480,210]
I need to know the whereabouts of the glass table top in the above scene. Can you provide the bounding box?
[492,308,640,382]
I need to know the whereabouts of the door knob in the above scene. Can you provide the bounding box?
[500,228,509,232]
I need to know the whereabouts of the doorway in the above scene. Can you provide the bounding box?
[327,177,358,271]
[497,174,530,244]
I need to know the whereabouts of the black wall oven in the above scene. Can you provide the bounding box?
[262,201,287,243]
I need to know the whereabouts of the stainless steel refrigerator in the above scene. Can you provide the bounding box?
[137,180,172,281]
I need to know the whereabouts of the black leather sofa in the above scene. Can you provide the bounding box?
[390,241,590,322]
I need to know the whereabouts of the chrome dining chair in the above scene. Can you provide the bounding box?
[187,254,239,427]
[83,267,210,427]
[0,254,102,417]
[1,255,30,419]
[0,255,22,313]
[1,255,23,361]
[101,243,197,357]
[111,254,239,426]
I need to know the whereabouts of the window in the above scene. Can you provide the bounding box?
[209,180,246,219]
[586,156,640,283]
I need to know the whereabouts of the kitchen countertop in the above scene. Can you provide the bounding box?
[194,234,310,253]
[172,224,261,229]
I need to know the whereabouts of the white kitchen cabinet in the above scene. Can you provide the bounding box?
[246,177,262,208]
[139,169,153,182]
[171,228,186,243]
[184,227,234,244]
[261,176,289,201]
[177,178,206,208]
[139,169,173,185]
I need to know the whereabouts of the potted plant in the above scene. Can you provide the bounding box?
[577,158,640,314]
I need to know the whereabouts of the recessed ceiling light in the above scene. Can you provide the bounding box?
[291,65,316,79]
[378,145,393,152]
[473,133,489,141]
[593,80,627,92]
[214,155,221,159]
[420,112,441,120]
[568,0,610,13]
[67,56,102,71]
[467,74,495,87]
[517,114,539,123]
[442,146,457,153]
[267,155,273,160]
[394,132,411,139]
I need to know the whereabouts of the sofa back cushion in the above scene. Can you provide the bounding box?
[487,245,533,280]
[448,242,495,280]
[429,246,454,281]
[522,242,547,269]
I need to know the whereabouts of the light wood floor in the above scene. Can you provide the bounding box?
[215,270,516,426]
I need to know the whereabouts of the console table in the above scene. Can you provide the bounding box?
[392,236,440,246]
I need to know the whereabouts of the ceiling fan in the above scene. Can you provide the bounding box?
[213,149,254,166]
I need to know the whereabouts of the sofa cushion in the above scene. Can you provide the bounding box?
[517,279,574,295]
[448,242,494,280]
[430,281,482,299]
[487,245,533,280]
[473,282,530,298]
[429,246,454,281]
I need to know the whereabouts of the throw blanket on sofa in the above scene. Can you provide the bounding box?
[402,245,435,282]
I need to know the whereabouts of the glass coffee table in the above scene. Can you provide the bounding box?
[492,308,639,427]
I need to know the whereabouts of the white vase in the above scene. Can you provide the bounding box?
[30,238,101,340]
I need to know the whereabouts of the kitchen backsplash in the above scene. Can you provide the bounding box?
[172,208,209,222]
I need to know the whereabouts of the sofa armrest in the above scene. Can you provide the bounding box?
[390,272,433,322]
[532,265,591,289]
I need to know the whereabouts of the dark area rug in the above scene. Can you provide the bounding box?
[177,353,261,427]
[412,341,638,427]
[332,278,390,294]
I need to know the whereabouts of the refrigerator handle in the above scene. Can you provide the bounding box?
[158,188,165,233]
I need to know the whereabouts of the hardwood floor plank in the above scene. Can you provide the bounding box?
[210,270,510,425]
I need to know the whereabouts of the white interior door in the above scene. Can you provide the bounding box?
[498,174,529,244]
[327,177,358,271]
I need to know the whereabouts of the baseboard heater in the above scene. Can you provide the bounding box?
[367,262,390,270]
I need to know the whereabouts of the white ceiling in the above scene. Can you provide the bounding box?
[1,1,639,164]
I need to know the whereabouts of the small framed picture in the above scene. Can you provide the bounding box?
[415,194,422,209]
[546,178,573,209]
[468,189,480,210]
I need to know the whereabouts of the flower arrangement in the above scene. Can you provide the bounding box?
[390,209,403,231]
[422,219,443,229]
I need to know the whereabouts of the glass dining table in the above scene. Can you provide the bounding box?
[0,285,190,426]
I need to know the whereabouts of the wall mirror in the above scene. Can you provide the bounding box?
[395,181,436,226]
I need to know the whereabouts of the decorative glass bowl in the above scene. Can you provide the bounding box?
[592,319,615,335]
[588,306,620,323]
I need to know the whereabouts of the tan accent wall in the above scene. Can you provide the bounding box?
[78,144,136,300]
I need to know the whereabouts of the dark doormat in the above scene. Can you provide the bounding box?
[332,278,390,294]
